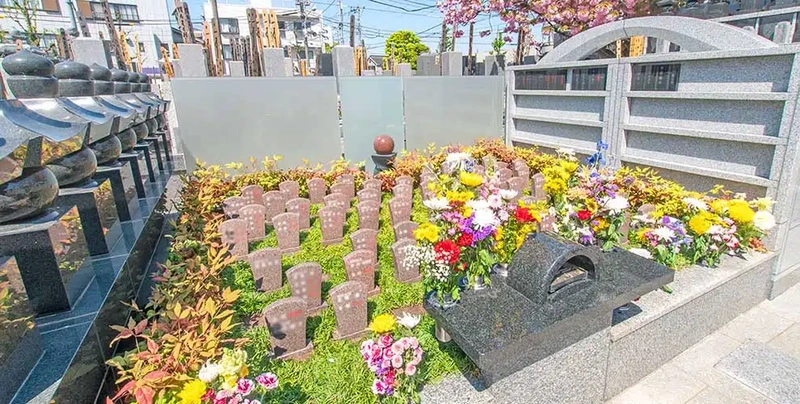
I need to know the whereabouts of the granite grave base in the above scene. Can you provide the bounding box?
[133,143,157,183]
[93,161,140,222]
[118,150,148,198]
[8,171,175,404]
[53,178,121,256]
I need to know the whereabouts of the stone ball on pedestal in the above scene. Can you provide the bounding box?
[89,63,114,95]
[55,60,94,97]
[373,135,395,155]
[1,49,58,98]
[110,68,132,94]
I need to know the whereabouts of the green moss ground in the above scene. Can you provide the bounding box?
[221,191,474,403]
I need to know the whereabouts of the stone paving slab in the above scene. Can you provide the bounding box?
[716,341,800,404]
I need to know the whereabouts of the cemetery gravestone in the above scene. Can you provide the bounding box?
[539,214,557,233]
[286,263,327,315]
[532,173,546,201]
[262,191,286,225]
[389,197,412,225]
[279,180,300,200]
[393,184,413,200]
[223,196,246,218]
[262,297,314,359]
[357,201,381,231]
[350,229,379,264]
[330,281,369,341]
[247,248,282,292]
[357,188,381,205]
[273,212,301,254]
[391,239,421,283]
[396,175,414,188]
[362,179,382,192]
[307,178,327,204]
[319,206,345,245]
[239,204,267,241]
[497,162,509,170]
[507,177,526,204]
[331,182,354,200]
[519,196,538,206]
[324,193,350,210]
[286,198,311,231]
[497,168,514,183]
[394,221,418,242]
[219,219,249,258]
[241,185,264,206]
[343,250,379,296]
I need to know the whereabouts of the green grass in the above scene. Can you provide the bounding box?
[221,191,474,403]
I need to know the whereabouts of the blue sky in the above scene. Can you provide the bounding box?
[180,0,522,55]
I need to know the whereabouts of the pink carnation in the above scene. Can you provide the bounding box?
[378,334,393,348]
[255,372,279,390]
[406,363,417,376]
[391,354,404,368]
[236,379,255,396]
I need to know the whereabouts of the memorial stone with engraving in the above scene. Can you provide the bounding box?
[391,239,421,283]
[319,206,345,245]
[350,229,379,264]
[286,198,311,231]
[241,185,264,206]
[357,188,381,205]
[247,248,282,292]
[262,191,286,225]
[394,221,418,242]
[343,250,379,295]
[324,193,350,210]
[357,200,381,231]
[219,218,249,258]
[273,212,301,254]
[223,196,246,218]
[307,177,327,204]
[286,263,327,315]
[393,184,413,200]
[330,281,369,341]
[239,204,267,241]
[262,297,314,359]
[389,197,412,225]
[532,173,546,201]
[279,180,300,200]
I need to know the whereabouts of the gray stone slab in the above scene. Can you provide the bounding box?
[228,61,245,77]
[262,48,288,77]
[417,53,439,76]
[716,341,800,404]
[604,254,775,399]
[421,373,492,404]
[318,53,333,76]
[70,38,110,68]
[175,44,208,77]
[396,63,412,77]
[442,51,463,76]
[332,45,355,77]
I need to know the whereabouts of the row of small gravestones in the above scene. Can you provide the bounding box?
[216,174,426,359]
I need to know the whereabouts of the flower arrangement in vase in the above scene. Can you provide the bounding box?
[360,313,424,402]
[175,348,279,404]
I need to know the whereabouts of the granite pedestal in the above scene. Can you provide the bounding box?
[144,136,165,171]
[118,151,148,198]
[133,143,157,183]
[53,178,121,256]
[93,161,139,222]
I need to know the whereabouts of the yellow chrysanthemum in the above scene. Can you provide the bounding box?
[727,200,755,224]
[459,171,484,187]
[369,313,396,334]
[446,190,475,204]
[414,222,440,243]
[687,210,723,235]
[177,380,207,404]
[495,226,504,241]
[585,199,599,214]
[461,206,473,218]
[593,217,609,232]
[710,199,728,214]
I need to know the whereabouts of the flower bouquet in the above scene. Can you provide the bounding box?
[177,348,279,404]
[360,313,424,403]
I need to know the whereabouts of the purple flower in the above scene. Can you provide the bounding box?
[255,372,279,390]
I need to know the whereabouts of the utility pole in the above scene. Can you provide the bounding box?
[349,13,355,47]
[516,29,525,65]
[338,0,344,43]
[467,21,474,75]
[439,20,446,54]
[297,0,310,71]
[451,22,456,51]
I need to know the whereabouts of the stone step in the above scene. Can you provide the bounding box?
[715,341,800,404]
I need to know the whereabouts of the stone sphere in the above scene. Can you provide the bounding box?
[1,49,54,76]
[109,68,129,82]
[55,60,91,80]
[373,135,395,155]
[89,63,112,81]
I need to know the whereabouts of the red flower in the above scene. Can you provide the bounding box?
[434,240,460,265]
[577,210,592,221]
[514,207,535,223]
[456,232,474,247]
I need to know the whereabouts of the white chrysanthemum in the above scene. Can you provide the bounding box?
[753,210,776,231]
[556,148,576,157]
[603,196,629,215]
[499,189,518,200]
[652,227,676,241]
[682,197,708,211]
[397,312,421,329]
[473,208,499,229]
[423,197,449,211]
[467,199,490,210]
[442,152,471,173]
[198,360,221,383]
[629,248,653,259]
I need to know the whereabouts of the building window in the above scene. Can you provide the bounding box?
[222,44,232,60]
[89,2,139,22]
[219,18,239,34]
[0,0,58,11]
[298,50,314,59]
[138,42,145,52]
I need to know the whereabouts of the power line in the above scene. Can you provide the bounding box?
[365,0,436,12]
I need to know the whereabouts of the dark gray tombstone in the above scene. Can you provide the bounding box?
[241,184,264,206]
[262,190,286,225]
[247,248,282,292]
[307,177,327,204]
[318,53,334,76]
[279,180,300,201]
[356,200,381,231]
[330,281,369,341]
[286,198,311,231]
[350,228,378,264]
[286,262,327,316]
[389,197,412,226]
[239,204,267,241]
[319,206,345,245]
[273,212,300,254]
[393,221,418,242]
[262,297,314,359]
[391,239,421,283]
[219,218,249,258]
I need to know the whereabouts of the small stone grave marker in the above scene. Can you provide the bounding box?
[286,263,327,316]
[391,239,421,283]
[324,193,350,210]
[343,250,379,296]
[286,198,311,231]
[362,178,382,192]
[262,297,314,359]
[357,188,381,205]
[239,204,267,241]
[307,178,327,204]
[350,229,378,264]
[222,196,246,217]
[273,212,300,254]
[247,248,282,292]
[638,204,656,219]
[396,175,414,188]
[474,165,486,176]
[393,184,413,200]
[279,180,300,200]
[519,196,538,206]
[496,161,509,170]
[393,221,418,242]
[319,206,345,245]
[539,214,557,233]
[262,191,286,224]
[389,197,412,226]
[330,182,353,200]
[620,211,632,244]
[497,168,514,183]
[241,185,264,206]
[481,155,494,170]
[507,177,526,204]
[219,219,248,258]
[330,281,369,341]
[356,200,380,231]
[532,173,546,201]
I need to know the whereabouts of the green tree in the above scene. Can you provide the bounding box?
[385,30,429,69]
[7,0,41,46]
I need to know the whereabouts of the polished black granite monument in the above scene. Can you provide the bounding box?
[424,232,674,386]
